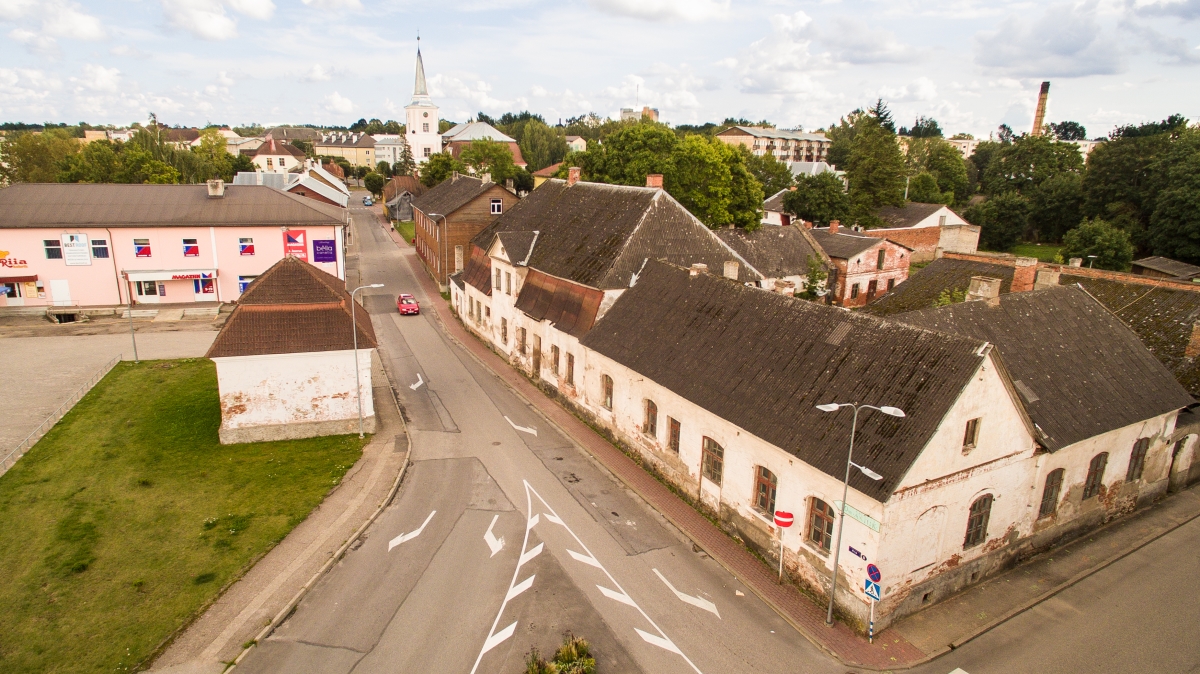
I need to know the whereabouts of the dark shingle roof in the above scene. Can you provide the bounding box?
[254,138,306,158]
[809,227,883,260]
[864,257,1017,316]
[1133,256,1200,279]
[411,175,495,218]
[496,231,538,266]
[0,183,345,229]
[470,179,762,289]
[460,244,492,295]
[206,257,376,358]
[876,202,952,229]
[581,261,988,502]
[713,225,826,279]
[897,286,1192,452]
[763,188,790,213]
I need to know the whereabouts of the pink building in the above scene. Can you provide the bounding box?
[0,181,348,308]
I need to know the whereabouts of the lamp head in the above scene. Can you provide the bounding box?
[879,406,905,418]
[816,403,841,413]
[857,465,884,481]
[369,283,384,288]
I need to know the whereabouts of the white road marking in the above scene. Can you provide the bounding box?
[653,569,720,618]
[544,513,564,526]
[598,585,637,606]
[948,670,970,674]
[484,514,505,557]
[527,513,540,530]
[504,416,538,436]
[635,628,683,654]
[519,542,543,568]
[409,373,424,390]
[480,621,517,655]
[387,510,435,551]
[507,575,535,601]
[567,549,603,568]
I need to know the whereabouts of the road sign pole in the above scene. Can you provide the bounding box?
[778,526,784,584]
[869,599,875,644]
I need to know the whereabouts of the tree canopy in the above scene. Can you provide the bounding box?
[1061,217,1135,270]
[781,172,850,226]
[419,152,466,188]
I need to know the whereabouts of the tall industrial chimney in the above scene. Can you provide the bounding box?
[1031,81,1050,136]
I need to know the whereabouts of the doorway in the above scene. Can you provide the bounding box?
[49,279,71,306]
[532,335,542,376]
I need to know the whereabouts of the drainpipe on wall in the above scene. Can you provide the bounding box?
[209,226,222,302]
[105,227,124,305]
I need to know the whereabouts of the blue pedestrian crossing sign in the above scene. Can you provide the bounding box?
[864,579,882,601]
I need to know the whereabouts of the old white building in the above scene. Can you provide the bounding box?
[206,256,377,444]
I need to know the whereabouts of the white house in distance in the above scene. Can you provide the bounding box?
[566,135,587,153]
[206,256,377,444]
[252,138,307,173]
[406,44,443,163]
[864,203,980,263]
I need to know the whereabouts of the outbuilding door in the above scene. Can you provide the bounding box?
[911,506,946,573]
[49,279,71,306]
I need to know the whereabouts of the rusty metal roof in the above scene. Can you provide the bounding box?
[513,269,604,338]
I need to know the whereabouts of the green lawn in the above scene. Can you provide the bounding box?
[1009,243,1064,262]
[0,359,365,673]
[394,220,415,245]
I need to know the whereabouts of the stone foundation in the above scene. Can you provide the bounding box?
[219,414,376,444]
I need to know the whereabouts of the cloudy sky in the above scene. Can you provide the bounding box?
[1,0,1198,138]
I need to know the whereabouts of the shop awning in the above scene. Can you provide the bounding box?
[123,269,217,282]
[0,275,38,283]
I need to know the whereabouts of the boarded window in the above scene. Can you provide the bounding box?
[807,498,835,552]
[701,437,724,485]
[1127,438,1150,482]
[877,249,886,270]
[963,418,981,452]
[1083,452,1108,499]
[551,345,560,375]
[501,318,508,344]
[963,494,992,549]
[601,374,613,410]
[532,335,542,374]
[494,268,501,290]
[644,400,658,437]
[566,353,575,385]
[850,283,859,299]
[668,417,681,453]
[1039,468,1064,518]
[754,466,777,514]
[887,278,895,292]
[517,328,526,355]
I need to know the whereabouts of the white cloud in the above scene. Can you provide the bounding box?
[1121,20,1200,63]
[823,17,922,64]
[2,0,105,54]
[227,0,276,20]
[1132,0,1200,20]
[324,91,354,114]
[0,67,60,117]
[304,64,332,82]
[71,64,122,93]
[9,27,58,55]
[587,0,729,21]
[428,73,511,111]
[736,11,830,97]
[974,2,1122,77]
[159,0,274,41]
[300,0,362,8]
[878,77,938,102]
[41,2,106,40]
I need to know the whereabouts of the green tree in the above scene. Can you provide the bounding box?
[980,134,1083,196]
[906,136,970,204]
[58,140,121,183]
[419,152,466,187]
[933,287,967,307]
[744,150,794,197]
[1027,172,1084,242]
[364,172,386,198]
[663,135,735,228]
[376,160,393,178]
[1048,121,1087,140]
[118,143,181,184]
[965,191,1029,251]
[899,116,942,138]
[1148,141,1200,262]
[518,119,569,172]
[190,127,232,180]
[845,116,906,225]
[801,255,829,300]
[459,138,517,183]
[906,172,948,204]
[722,142,765,231]
[1062,217,1135,270]
[586,120,678,186]
[781,172,850,226]
[395,141,416,177]
[0,129,80,183]
[868,99,896,133]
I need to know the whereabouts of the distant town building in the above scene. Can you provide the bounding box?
[1131,256,1200,281]
[234,160,351,208]
[532,162,563,189]
[406,44,443,164]
[412,172,518,288]
[442,122,527,168]
[372,134,408,168]
[382,175,426,221]
[620,106,659,122]
[864,203,980,263]
[315,132,376,167]
[716,126,831,164]
[565,135,587,153]
[252,138,307,173]
[809,221,911,307]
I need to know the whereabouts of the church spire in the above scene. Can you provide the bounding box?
[413,38,429,99]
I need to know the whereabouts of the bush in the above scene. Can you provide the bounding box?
[1061,217,1135,270]
[964,192,1029,251]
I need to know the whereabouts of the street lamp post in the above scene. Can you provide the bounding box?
[351,283,384,438]
[815,402,904,626]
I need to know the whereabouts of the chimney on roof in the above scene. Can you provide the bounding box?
[723,260,739,280]
[966,276,1002,307]
[1187,323,1200,359]
[505,178,514,192]
[1069,257,1083,268]
[774,279,796,296]
[829,220,840,235]
[1034,269,1061,290]
[567,166,581,186]
[481,172,491,184]
[689,263,708,277]
[451,171,460,183]
[1011,256,1038,292]
[206,179,225,198]
[646,174,663,190]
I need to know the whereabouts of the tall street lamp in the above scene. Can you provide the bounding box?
[815,401,904,626]
[351,283,384,438]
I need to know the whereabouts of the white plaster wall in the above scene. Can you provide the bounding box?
[938,224,981,255]
[213,349,375,430]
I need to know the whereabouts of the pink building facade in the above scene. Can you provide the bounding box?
[0,182,347,308]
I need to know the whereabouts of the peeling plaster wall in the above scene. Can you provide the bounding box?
[212,349,375,442]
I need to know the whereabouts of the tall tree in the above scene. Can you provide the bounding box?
[420,152,467,187]
[364,172,386,198]
[1027,172,1084,242]
[1147,129,1200,262]
[868,99,896,133]
[781,172,850,226]
[964,191,1029,251]
[980,134,1083,196]
[906,172,948,204]
[0,129,80,183]
[900,116,942,138]
[1048,121,1087,140]
[59,140,121,183]
[459,139,517,182]
[905,136,970,204]
[744,150,794,197]
[844,116,906,224]
[395,141,416,177]
[518,119,569,172]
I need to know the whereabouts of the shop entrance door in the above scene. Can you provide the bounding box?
[193,278,215,301]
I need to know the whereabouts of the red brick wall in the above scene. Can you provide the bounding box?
[286,187,340,207]
[942,251,1200,294]
[833,240,911,307]
[863,227,940,262]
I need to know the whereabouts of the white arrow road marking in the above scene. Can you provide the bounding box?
[653,569,720,618]
[598,585,637,607]
[519,542,543,568]
[567,549,603,569]
[635,628,683,654]
[527,513,540,530]
[507,575,535,601]
[504,416,537,436]
[409,373,425,390]
[387,510,435,551]
[484,514,505,557]
[480,621,517,655]
[544,513,564,526]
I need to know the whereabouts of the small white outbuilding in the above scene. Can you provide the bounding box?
[206,256,378,444]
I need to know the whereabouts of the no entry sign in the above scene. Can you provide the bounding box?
[774,511,794,528]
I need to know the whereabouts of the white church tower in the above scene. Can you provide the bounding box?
[405,41,442,164]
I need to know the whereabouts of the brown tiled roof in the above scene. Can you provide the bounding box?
[714,224,827,279]
[383,175,426,202]
[460,245,493,295]
[897,286,1193,451]
[762,187,791,213]
[513,269,604,338]
[582,261,988,502]
[206,257,376,358]
[809,227,886,259]
[470,179,762,289]
[163,128,201,143]
[1132,256,1200,279]
[254,138,306,159]
[411,174,496,218]
[876,202,956,229]
[0,183,345,229]
[532,162,562,178]
[864,257,1017,316]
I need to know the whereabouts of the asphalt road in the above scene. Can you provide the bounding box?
[236,207,842,674]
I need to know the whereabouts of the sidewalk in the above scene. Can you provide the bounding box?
[400,246,922,670]
[147,357,409,674]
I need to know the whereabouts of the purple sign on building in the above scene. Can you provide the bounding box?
[313,240,337,263]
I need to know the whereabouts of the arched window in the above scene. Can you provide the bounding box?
[601,375,614,410]
[963,494,992,549]
[643,399,657,436]
[1127,438,1150,482]
[754,467,777,514]
[1083,452,1108,500]
[1039,469,1064,518]
[807,498,835,552]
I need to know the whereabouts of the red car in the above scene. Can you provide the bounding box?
[397,293,420,315]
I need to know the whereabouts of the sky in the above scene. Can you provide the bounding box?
[1,0,1198,139]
